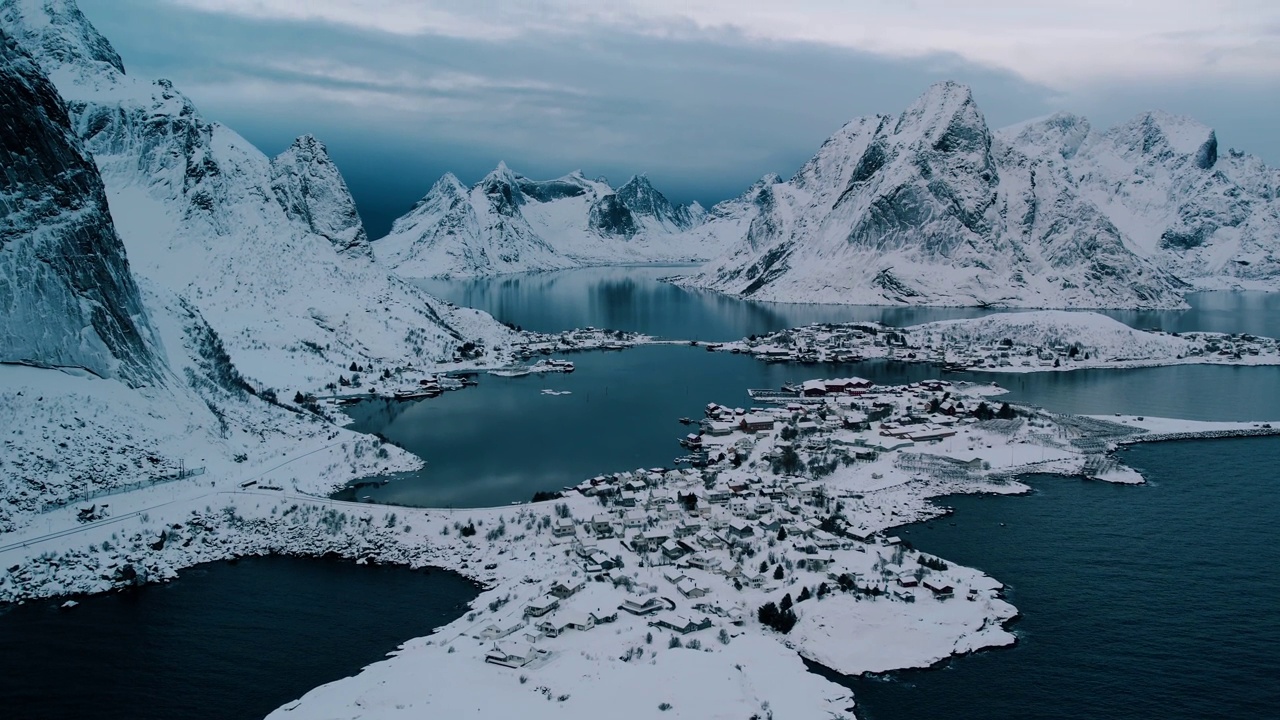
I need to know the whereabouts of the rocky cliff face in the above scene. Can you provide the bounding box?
[681,82,1237,308]
[376,166,713,278]
[269,134,371,257]
[0,30,159,385]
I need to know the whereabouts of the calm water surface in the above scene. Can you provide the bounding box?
[841,438,1280,720]
[347,348,1280,508]
[0,557,478,720]
[417,265,1280,340]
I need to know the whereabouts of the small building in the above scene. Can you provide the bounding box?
[673,520,702,538]
[696,531,726,550]
[740,414,776,432]
[619,597,666,616]
[474,618,526,640]
[552,518,577,537]
[727,519,755,540]
[805,556,835,572]
[631,532,658,554]
[922,578,954,598]
[524,595,561,618]
[907,427,957,442]
[801,380,827,397]
[591,513,615,537]
[811,530,841,550]
[896,573,919,588]
[549,577,585,599]
[485,642,546,668]
[651,615,713,635]
[706,421,736,436]
[661,538,687,560]
[676,578,708,599]
[685,553,722,572]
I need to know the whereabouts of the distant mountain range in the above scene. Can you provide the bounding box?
[374,164,712,278]
[376,81,1279,309]
[674,82,1280,308]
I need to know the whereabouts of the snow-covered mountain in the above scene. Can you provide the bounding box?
[0,24,421,532]
[375,164,713,278]
[1,0,512,393]
[681,82,1279,308]
[1010,110,1280,289]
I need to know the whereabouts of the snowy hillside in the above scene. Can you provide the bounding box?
[907,311,1191,360]
[1,0,514,393]
[375,165,716,278]
[680,81,1279,308]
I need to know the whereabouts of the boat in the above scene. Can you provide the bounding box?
[394,387,441,400]
[678,417,693,425]
[546,359,575,372]
[489,367,532,378]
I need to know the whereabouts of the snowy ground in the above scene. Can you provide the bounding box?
[4,376,1276,719]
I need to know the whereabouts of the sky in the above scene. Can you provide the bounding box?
[78,0,1280,238]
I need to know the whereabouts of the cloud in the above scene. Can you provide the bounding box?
[163,0,1280,87]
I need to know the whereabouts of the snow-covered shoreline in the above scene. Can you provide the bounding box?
[6,374,1277,719]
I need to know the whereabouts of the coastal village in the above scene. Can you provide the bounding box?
[708,310,1280,373]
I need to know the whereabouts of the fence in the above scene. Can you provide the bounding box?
[39,467,206,514]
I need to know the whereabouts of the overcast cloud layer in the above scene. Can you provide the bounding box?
[79,0,1280,237]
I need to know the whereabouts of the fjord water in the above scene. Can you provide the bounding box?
[346,345,1280,508]
[416,265,1280,340]
[353,268,1280,508]
[0,557,479,720]
[844,437,1280,720]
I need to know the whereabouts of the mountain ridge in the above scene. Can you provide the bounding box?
[675,81,1277,308]
[374,164,717,278]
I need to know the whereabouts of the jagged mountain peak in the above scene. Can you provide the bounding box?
[895,81,984,140]
[269,133,371,256]
[0,0,123,82]
[998,112,1092,160]
[1102,110,1217,169]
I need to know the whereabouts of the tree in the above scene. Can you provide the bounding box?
[973,402,995,421]
[680,493,698,512]
[757,600,798,634]
[997,402,1017,420]
[773,564,785,580]
[780,593,793,612]
[797,586,812,602]
[777,526,788,541]
[759,560,769,574]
